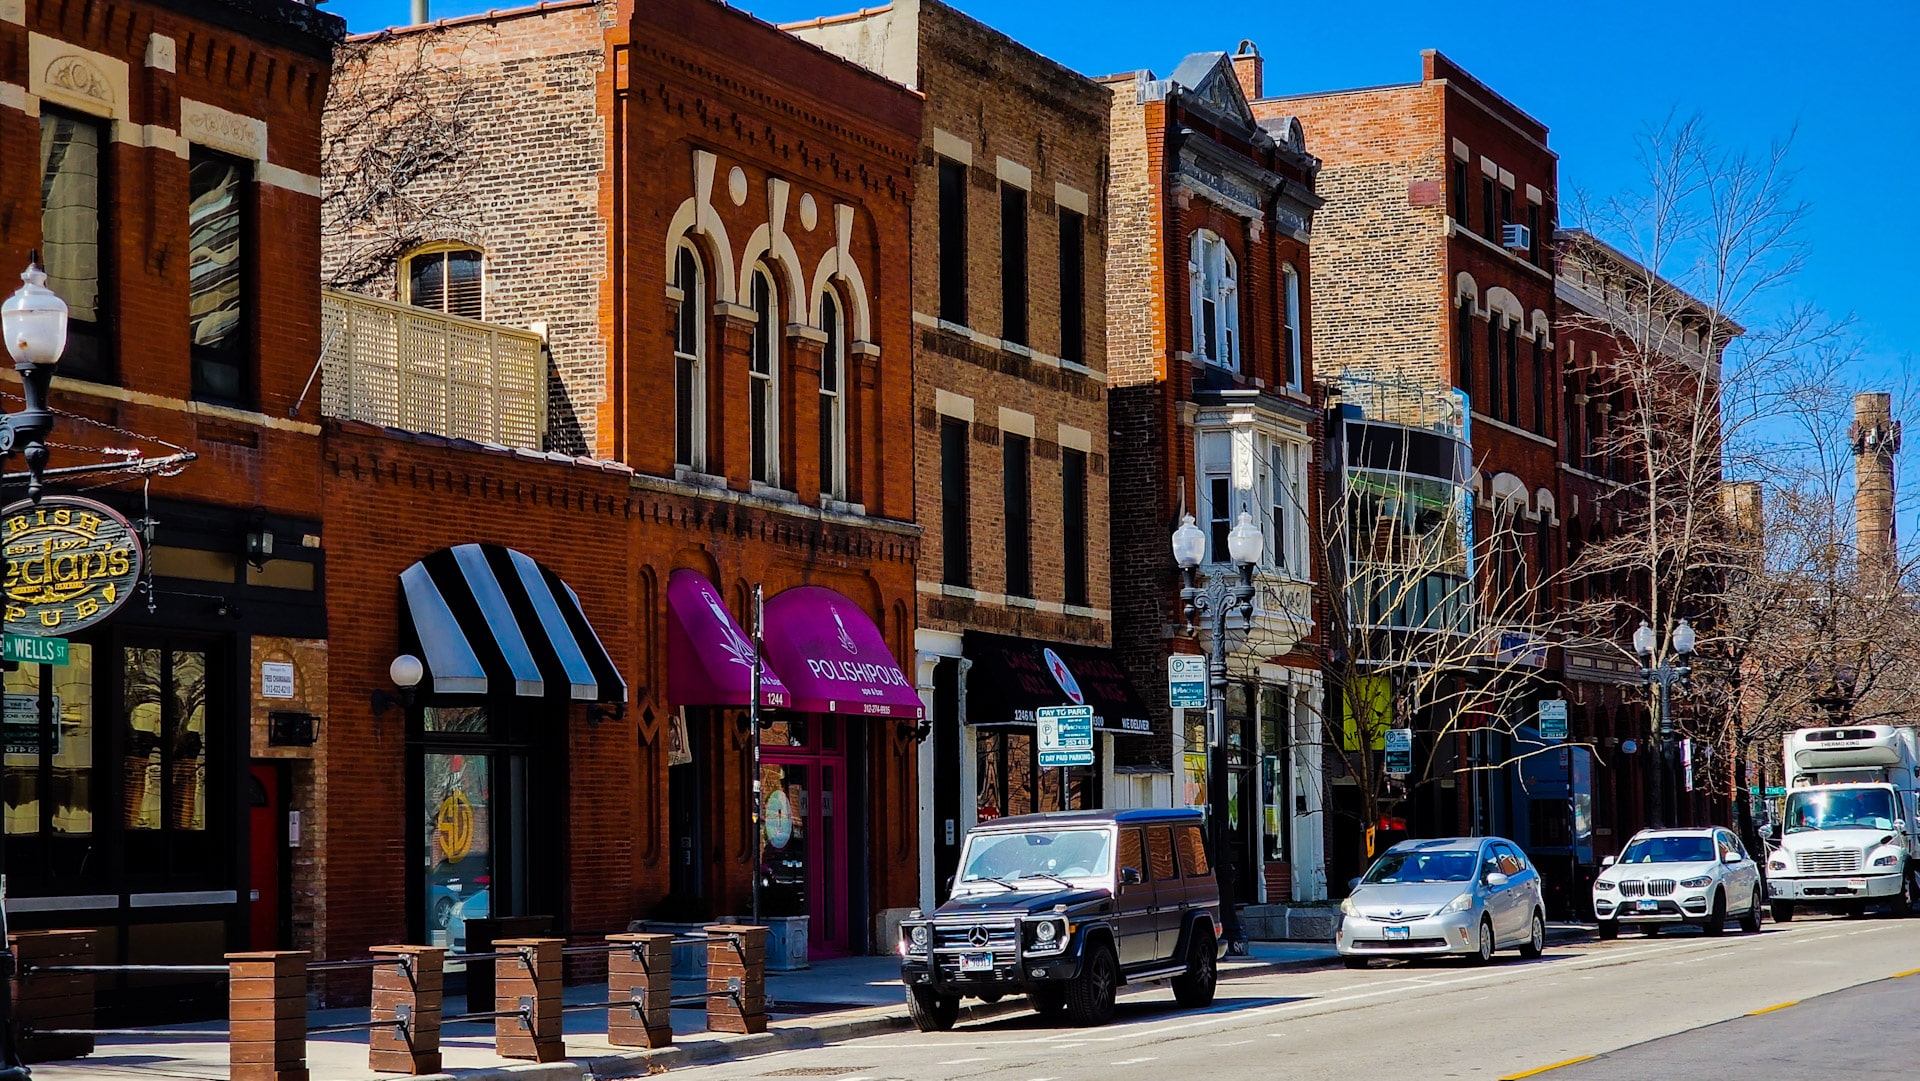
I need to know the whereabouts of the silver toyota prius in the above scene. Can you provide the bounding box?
[1335,836,1547,967]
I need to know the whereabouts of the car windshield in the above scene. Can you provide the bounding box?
[1784,789,1896,834]
[1361,849,1477,884]
[1617,836,1714,864]
[957,829,1112,886]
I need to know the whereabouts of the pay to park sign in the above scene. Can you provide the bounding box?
[2,497,145,637]
[1037,704,1095,768]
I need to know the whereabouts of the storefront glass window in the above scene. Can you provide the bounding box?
[1260,685,1288,863]
[124,647,164,831]
[760,762,810,919]
[424,705,488,735]
[976,729,1097,823]
[172,650,206,831]
[53,645,93,835]
[424,751,491,948]
[4,664,41,836]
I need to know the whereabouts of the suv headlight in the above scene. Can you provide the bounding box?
[1025,917,1069,953]
[1436,892,1475,916]
[1593,878,1616,892]
[904,924,929,954]
[1679,876,1712,889]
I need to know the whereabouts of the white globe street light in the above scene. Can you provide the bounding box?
[1171,513,1206,569]
[1226,511,1263,567]
[1,258,68,370]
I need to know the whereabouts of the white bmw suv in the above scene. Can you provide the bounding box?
[1592,827,1764,938]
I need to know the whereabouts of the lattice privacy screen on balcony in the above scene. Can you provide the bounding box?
[320,288,547,450]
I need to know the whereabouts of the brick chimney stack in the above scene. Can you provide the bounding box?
[1231,40,1263,101]
[1850,392,1901,583]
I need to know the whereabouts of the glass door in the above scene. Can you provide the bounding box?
[120,643,216,884]
[423,749,493,950]
[761,715,852,957]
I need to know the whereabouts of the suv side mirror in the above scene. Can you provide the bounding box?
[1601,855,1616,868]
[943,875,955,893]
[1722,851,1741,865]
[1119,867,1143,886]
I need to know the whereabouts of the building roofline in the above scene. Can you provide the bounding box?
[1556,227,1746,337]
[1421,50,1549,141]
[345,0,597,42]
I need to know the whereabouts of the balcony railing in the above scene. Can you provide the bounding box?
[319,288,547,451]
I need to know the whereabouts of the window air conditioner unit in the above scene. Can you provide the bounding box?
[1502,223,1532,252]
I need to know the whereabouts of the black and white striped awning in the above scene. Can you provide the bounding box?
[399,544,626,703]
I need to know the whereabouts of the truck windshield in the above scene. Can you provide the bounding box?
[1783,789,1896,834]
[958,829,1111,886]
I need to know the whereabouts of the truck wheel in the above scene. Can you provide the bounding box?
[907,985,959,1032]
[1028,987,1066,1017]
[1702,891,1727,936]
[1771,901,1795,923]
[1891,867,1917,918]
[1064,941,1118,1026]
[1171,928,1218,1008]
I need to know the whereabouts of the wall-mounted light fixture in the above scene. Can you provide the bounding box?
[372,653,425,717]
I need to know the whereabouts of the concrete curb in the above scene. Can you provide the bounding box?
[405,949,1360,1080]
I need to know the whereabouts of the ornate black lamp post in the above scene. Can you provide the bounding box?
[1173,510,1262,955]
[1633,618,1696,829]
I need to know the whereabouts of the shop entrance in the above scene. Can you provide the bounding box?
[759,714,852,958]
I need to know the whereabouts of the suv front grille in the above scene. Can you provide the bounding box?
[1646,879,1676,897]
[1618,880,1646,898]
[1797,850,1863,875]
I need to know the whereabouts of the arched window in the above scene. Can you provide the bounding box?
[819,291,847,499]
[403,245,484,321]
[1189,230,1238,369]
[1282,263,1302,387]
[672,243,707,470]
[749,265,780,485]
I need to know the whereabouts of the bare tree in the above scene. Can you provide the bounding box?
[321,31,481,292]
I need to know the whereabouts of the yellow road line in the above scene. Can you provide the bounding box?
[1894,968,1920,978]
[1746,1001,1798,1015]
[1500,1057,1596,1079]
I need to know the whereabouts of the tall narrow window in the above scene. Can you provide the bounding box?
[1190,231,1238,369]
[672,244,706,469]
[1499,187,1514,238]
[1456,301,1475,401]
[1058,208,1085,364]
[1207,475,1233,562]
[1062,448,1088,607]
[1481,178,1497,241]
[1000,183,1028,347]
[405,248,484,320]
[1485,319,1502,419]
[1003,433,1031,598]
[189,147,248,404]
[938,157,968,324]
[819,292,846,498]
[1269,441,1291,571]
[1453,159,1470,225]
[749,266,780,485]
[1528,204,1541,264]
[1504,322,1520,422]
[1282,264,1303,387]
[39,110,108,382]
[1532,336,1547,436]
[940,418,970,587]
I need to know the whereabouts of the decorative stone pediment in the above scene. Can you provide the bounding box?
[181,99,267,161]
[29,34,130,121]
[1167,52,1259,132]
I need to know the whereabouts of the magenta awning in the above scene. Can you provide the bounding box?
[761,586,924,719]
[666,569,789,709]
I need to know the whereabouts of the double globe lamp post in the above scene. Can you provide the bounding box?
[1633,618,1696,830]
[0,255,72,1079]
[1172,509,1263,955]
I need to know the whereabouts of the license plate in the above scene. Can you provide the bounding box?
[1384,926,1409,941]
[1849,879,1867,890]
[958,953,994,972]
[1637,900,1659,912]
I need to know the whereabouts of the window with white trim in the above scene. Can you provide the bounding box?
[1196,423,1309,574]
[403,245,484,321]
[818,291,846,498]
[1258,437,1308,573]
[749,265,780,485]
[1189,230,1238,370]
[1282,263,1303,388]
[672,243,706,470]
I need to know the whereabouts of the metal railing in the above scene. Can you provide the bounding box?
[319,287,548,450]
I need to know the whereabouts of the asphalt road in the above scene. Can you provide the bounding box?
[668,916,1920,1081]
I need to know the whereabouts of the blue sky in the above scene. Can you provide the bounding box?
[329,0,1914,396]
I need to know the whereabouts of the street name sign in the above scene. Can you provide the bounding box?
[1037,704,1096,767]
[1168,655,1206,709]
[3,633,67,666]
[1538,699,1569,741]
[1384,727,1413,776]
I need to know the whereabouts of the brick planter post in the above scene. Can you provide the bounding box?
[492,938,563,1062]
[12,929,96,1063]
[605,933,673,1048]
[702,924,767,1034]
[368,946,444,1075]
[226,950,309,1081]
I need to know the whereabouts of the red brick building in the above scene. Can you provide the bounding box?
[0,0,342,1015]
[317,0,924,968]
[1102,45,1329,905]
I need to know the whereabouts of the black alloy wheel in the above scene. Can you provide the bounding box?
[1172,929,1218,1007]
[1703,891,1727,936]
[1596,918,1619,941]
[907,985,960,1032]
[1028,987,1066,1017]
[1064,942,1119,1026]
[1739,888,1763,933]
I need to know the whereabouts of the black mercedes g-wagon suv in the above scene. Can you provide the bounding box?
[898,808,1222,1029]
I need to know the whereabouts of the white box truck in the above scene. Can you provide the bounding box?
[1766,724,1920,920]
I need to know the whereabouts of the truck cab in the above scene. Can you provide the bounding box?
[1767,725,1920,920]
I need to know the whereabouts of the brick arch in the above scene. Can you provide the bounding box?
[806,204,873,342]
[1483,285,1524,325]
[666,150,738,305]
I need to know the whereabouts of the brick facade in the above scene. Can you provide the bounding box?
[1102,45,1329,902]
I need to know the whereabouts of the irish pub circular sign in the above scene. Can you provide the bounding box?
[3,497,144,635]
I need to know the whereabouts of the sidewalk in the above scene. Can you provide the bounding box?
[30,940,1352,1081]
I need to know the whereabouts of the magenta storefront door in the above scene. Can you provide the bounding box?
[759,714,852,957]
